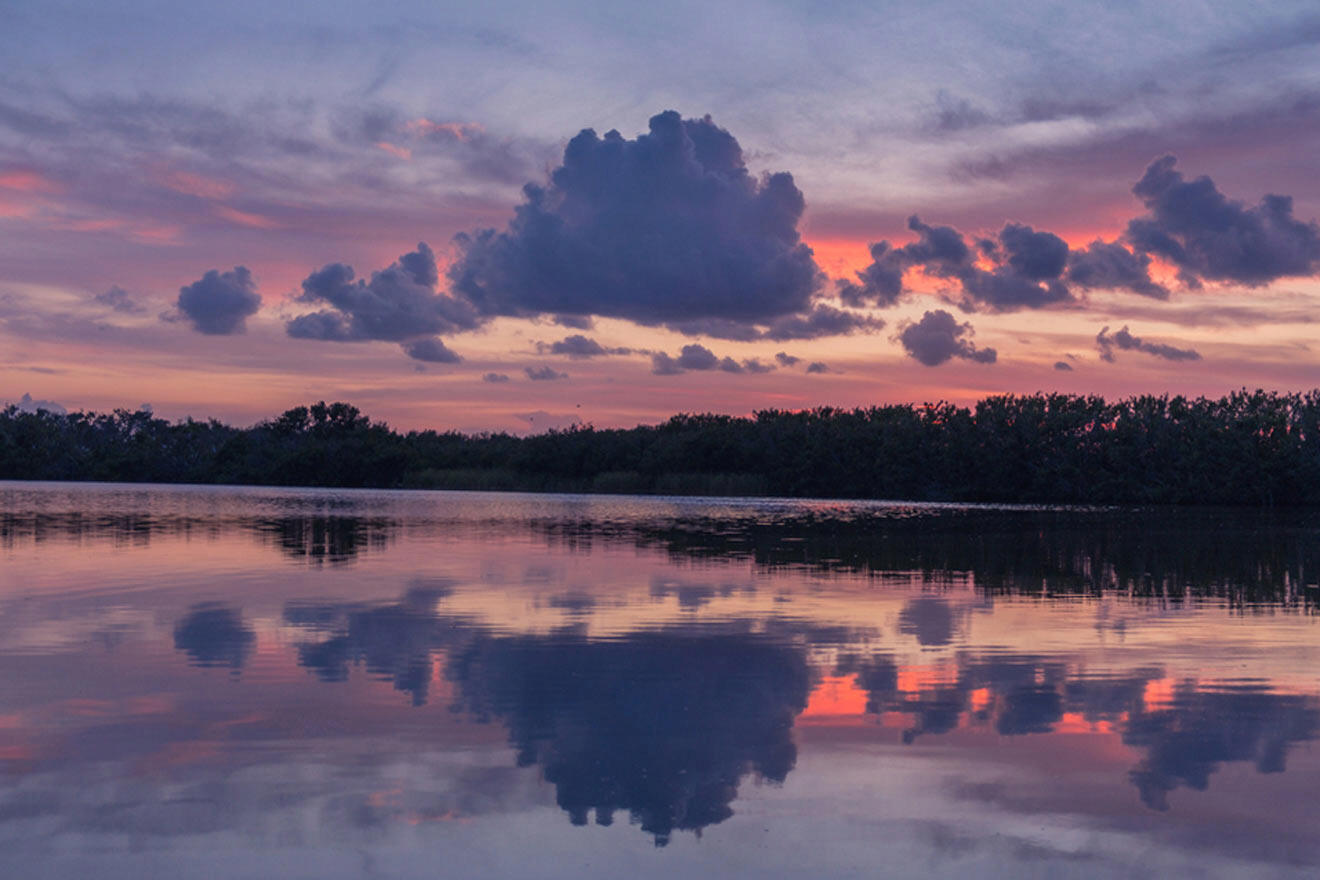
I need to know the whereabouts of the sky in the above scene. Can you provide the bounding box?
[2,0,1319,432]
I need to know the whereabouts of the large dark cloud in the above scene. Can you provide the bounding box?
[1126,155,1320,286]
[897,310,997,366]
[174,266,261,334]
[286,242,480,362]
[446,110,825,334]
[1096,325,1201,363]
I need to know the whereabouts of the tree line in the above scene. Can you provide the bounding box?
[3,391,1318,505]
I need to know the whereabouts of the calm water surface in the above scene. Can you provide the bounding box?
[1,482,1318,878]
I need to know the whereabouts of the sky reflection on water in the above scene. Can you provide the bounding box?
[1,483,1318,878]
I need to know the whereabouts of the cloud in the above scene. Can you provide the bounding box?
[1095,325,1202,363]
[896,310,998,366]
[1054,361,1073,371]
[173,603,255,670]
[447,110,824,334]
[840,216,1073,312]
[482,372,510,383]
[13,392,66,415]
[840,153,1320,310]
[774,352,800,367]
[805,361,831,374]
[649,343,772,376]
[1066,240,1168,299]
[174,266,261,334]
[1126,155,1320,286]
[333,107,551,185]
[760,305,883,340]
[93,284,145,314]
[524,365,567,381]
[538,334,633,358]
[838,216,974,308]
[287,243,481,346]
[401,337,462,363]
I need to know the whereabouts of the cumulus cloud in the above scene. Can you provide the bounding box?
[896,310,998,366]
[482,372,510,383]
[805,361,831,374]
[538,334,633,358]
[525,365,567,381]
[649,343,772,376]
[401,337,462,363]
[841,154,1319,310]
[447,110,825,335]
[1095,325,1202,363]
[1066,240,1168,298]
[1126,155,1320,286]
[1054,361,1074,371]
[13,392,66,415]
[175,266,261,334]
[840,216,1073,312]
[760,305,883,340]
[838,217,974,308]
[774,351,800,366]
[287,243,479,360]
[93,285,145,314]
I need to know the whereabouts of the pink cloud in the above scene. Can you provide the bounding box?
[160,169,235,200]
[0,170,62,193]
[214,205,282,229]
[374,141,412,161]
[404,119,484,142]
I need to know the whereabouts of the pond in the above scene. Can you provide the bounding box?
[1,482,1317,878]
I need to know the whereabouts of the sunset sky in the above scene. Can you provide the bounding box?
[3,1,1319,432]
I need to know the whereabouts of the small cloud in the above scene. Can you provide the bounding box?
[538,334,632,358]
[13,392,66,415]
[401,337,462,363]
[1095,325,1202,363]
[173,266,261,335]
[287,243,481,345]
[482,372,510,383]
[805,361,831,374]
[774,352,800,367]
[649,343,771,376]
[525,365,568,381]
[93,285,144,314]
[896,310,997,367]
[1054,361,1074,371]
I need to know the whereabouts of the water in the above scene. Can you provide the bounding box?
[1,482,1318,878]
